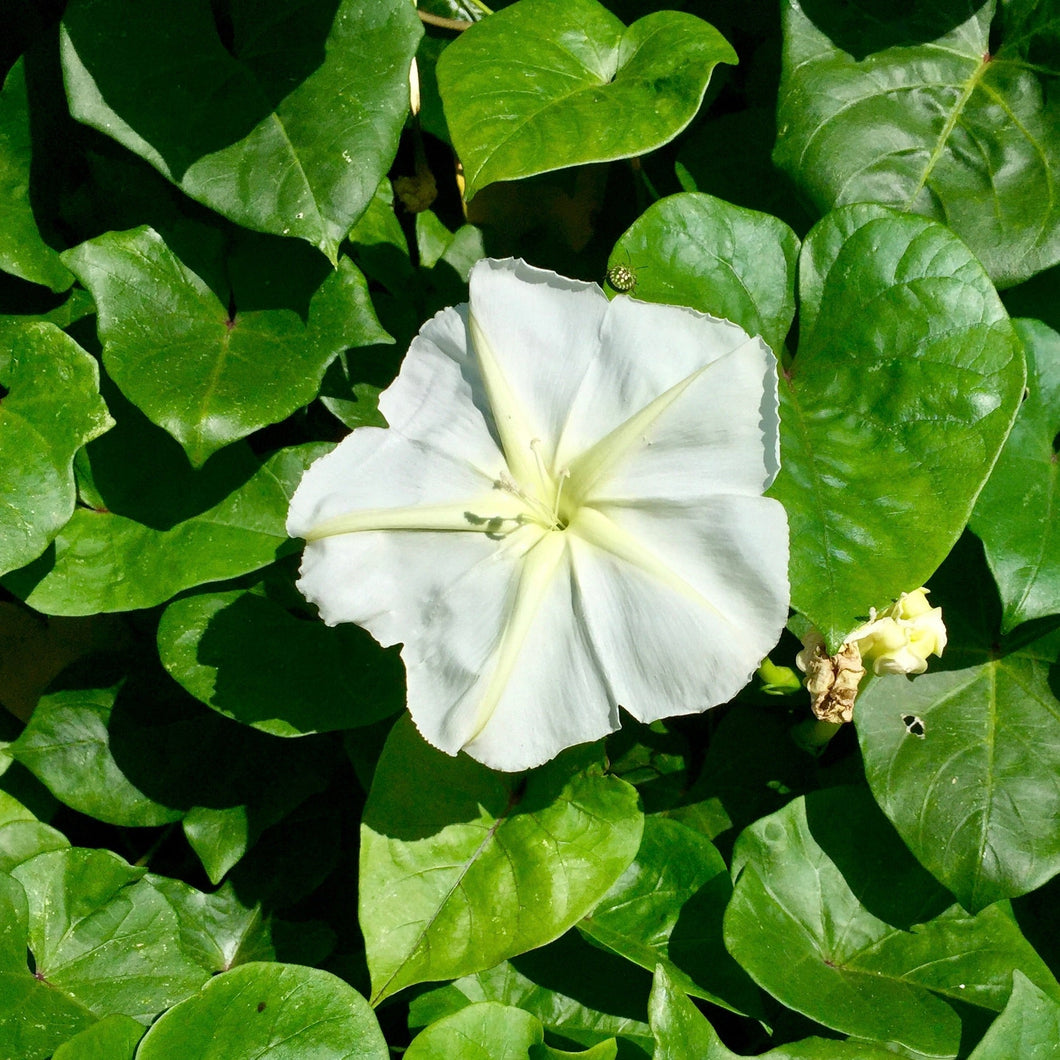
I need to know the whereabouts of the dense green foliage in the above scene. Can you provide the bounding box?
[1,0,1058,1056]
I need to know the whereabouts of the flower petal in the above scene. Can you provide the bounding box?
[467,258,609,475]
[570,337,780,507]
[556,297,780,483]
[568,496,789,719]
[287,302,514,540]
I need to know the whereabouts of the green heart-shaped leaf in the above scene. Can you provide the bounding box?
[857,539,1060,911]
[437,0,736,199]
[770,204,1025,649]
[60,0,421,262]
[724,787,1060,1056]
[774,0,1060,287]
[610,192,799,357]
[361,718,643,1004]
[580,817,762,1018]
[0,323,113,577]
[10,849,208,1025]
[135,962,386,1060]
[63,227,387,466]
[971,319,1060,630]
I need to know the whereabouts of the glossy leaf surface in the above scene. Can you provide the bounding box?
[361,718,642,1004]
[437,0,736,198]
[60,0,421,261]
[775,0,1060,287]
[724,787,1060,1055]
[64,227,386,465]
[135,962,387,1060]
[971,319,1060,630]
[0,60,73,290]
[610,193,799,356]
[0,323,112,577]
[580,816,762,1017]
[857,542,1060,911]
[770,204,1025,648]
[3,444,324,615]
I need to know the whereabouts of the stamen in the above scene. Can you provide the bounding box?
[552,468,571,527]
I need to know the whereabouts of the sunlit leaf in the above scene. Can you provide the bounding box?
[361,718,643,1003]
[971,319,1060,630]
[406,1002,543,1059]
[3,444,325,615]
[437,0,736,198]
[580,817,763,1018]
[610,192,799,356]
[968,971,1060,1058]
[775,0,1060,287]
[0,60,73,290]
[724,787,1060,1055]
[0,323,112,577]
[10,849,208,1025]
[770,204,1025,648]
[135,962,387,1060]
[648,964,896,1060]
[857,538,1060,911]
[63,227,386,465]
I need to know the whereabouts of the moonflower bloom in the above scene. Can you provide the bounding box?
[288,258,789,771]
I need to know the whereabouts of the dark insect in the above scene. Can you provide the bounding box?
[606,261,637,293]
[902,714,926,738]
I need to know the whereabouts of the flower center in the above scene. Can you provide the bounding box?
[498,439,574,532]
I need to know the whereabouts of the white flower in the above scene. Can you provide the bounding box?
[287,258,789,771]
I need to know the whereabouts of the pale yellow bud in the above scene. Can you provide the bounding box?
[848,588,947,676]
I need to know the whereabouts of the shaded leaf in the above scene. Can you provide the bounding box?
[775,0,1060,287]
[610,192,799,356]
[580,817,763,1018]
[61,0,422,262]
[437,0,736,198]
[724,787,1060,1056]
[0,60,73,290]
[63,227,387,465]
[648,964,896,1060]
[157,586,404,736]
[135,962,387,1060]
[971,318,1060,630]
[361,718,643,1003]
[770,204,1025,649]
[0,323,113,577]
[3,443,325,615]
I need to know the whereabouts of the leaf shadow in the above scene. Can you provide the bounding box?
[797,0,981,60]
[803,785,953,929]
[61,0,343,180]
